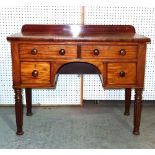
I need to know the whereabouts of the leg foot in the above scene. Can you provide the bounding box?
[124,111,130,116]
[16,130,24,135]
[26,112,33,116]
[133,130,140,135]
[124,88,131,116]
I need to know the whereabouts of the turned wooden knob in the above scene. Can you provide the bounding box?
[59,49,65,55]
[31,48,38,55]
[32,70,39,77]
[119,49,126,56]
[93,49,100,56]
[119,71,126,77]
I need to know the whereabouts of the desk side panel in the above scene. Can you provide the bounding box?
[10,42,21,88]
[136,43,147,88]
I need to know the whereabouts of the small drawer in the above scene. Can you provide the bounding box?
[21,62,50,84]
[19,44,77,59]
[81,45,137,59]
[107,63,136,85]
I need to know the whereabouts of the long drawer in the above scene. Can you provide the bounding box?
[19,44,77,59]
[81,45,138,59]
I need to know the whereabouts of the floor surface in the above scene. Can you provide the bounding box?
[0,100,155,149]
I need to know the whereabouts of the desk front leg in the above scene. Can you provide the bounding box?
[14,88,24,135]
[133,88,142,135]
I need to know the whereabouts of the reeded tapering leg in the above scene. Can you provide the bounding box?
[133,88,143,135]
[14,88,24,135]
[124,88,131,116]
[25,88,33,116]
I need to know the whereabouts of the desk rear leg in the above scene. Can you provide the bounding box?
[25,88,33,116]
[133,88,142,135]
[124,88,131,116]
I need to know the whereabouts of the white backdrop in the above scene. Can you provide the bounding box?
[0,6,154,105]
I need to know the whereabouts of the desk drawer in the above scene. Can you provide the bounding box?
[21,62,50,84]
[81,45,137,59]
[107,63,136,85]
[19,44,77,59]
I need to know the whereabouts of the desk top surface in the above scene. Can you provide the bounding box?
[7,24,151,43]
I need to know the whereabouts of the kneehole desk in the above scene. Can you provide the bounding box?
[7,24,150,135]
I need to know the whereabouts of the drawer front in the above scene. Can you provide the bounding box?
[107,63,136,85]
[81,45,137,59]
[19,44,77,59]
[21,62,50,84]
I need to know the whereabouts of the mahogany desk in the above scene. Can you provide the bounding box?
[7,25,150,135]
